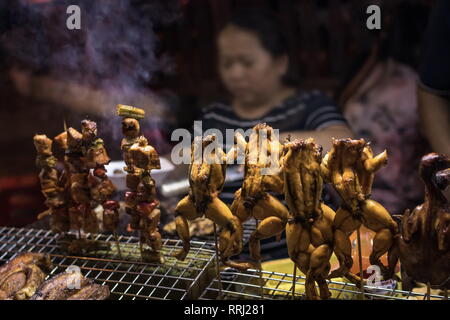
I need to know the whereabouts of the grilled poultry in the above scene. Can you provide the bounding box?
[321,138,398,281]
[389,153,450,289]
[117,104,163,262]
[33,134,70,233]
[173,135,243,262]
[0,253,52,300]
[229,123,288,268]
[282,138,336,300]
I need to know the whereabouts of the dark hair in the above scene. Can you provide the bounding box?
[223,9,299,87]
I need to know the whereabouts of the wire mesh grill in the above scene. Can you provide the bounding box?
[199,268,448,300]
[0,227,216,300]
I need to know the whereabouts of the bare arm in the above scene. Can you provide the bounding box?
[279,125,354,152]
[418,86,450,156]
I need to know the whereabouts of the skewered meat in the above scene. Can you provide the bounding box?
[228,123,288,269]
[389,153,450,288]
[117,104,162,261]
[66,283,110,300]
[31,270,92,300]
[282,138,336,300]
[103,200,120,232]
[173,135,243,262]
[0,253,52,300]
[321,138,398,282]
[33,135,69,232]
[80,119,118,234]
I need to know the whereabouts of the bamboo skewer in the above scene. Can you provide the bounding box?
[356,228,365,300]
[255,218,264,299]
[113,231,123,260]
[213,223,223,299]
[292,264,297,299]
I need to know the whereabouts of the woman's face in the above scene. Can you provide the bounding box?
[218,25,288,107]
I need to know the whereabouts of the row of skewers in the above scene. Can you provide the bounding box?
[32,105,449,300]
[173,123,449,300]
[33,105,163,262]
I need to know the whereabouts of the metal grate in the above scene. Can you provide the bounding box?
[199,268,448,300]
[0,227,216,300]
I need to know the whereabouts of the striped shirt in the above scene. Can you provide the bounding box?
[201,90,347,140]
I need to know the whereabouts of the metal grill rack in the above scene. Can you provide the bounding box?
[199,268,448,300]
[0,227,216,300]
[190,219,256,245]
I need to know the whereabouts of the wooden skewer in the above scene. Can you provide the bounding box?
[444,289,448,300]
[113,231,123,260]
[426,282,431,300]
[292,264,297,299]
[356,228,365,300]
[213,223,223,299]
[255,219,264,300]
[139,231,144,261]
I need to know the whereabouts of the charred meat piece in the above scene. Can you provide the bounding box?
[0,270,27,299]
[0,253,51,277]
[31,271,92,300]
[0,253,51,300]
[66,283,110,300]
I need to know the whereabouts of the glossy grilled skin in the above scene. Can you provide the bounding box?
[390,153,450,288]
[0,253,52,300]
[66,283,110,300]
[174,135,243,263]
[229,124,288,269]
[34,134,70,233]
[31,271,92,300]
[283,138,336,300]
[321,138,398,282]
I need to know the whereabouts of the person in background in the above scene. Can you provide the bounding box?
[201,9,352,154]
[198,9,352,260]
[418,0,450,157]
[337,1,431,215]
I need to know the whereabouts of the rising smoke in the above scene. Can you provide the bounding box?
[2,0,183,155]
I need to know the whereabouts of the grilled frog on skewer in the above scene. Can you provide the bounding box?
[174,135,243,262]
[229,123,288,266]
[321,138,398,281]
[282,138,336,300]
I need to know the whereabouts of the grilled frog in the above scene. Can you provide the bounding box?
[173,135,243,262]
[229,123,288,265]
[283,138,336,299]
[321,138,398,281]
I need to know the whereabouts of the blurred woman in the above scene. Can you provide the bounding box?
[201,9,352,153]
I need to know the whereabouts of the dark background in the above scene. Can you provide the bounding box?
[0,0,433,226]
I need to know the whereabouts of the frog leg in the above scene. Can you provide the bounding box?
[286,222,317,299]
[205,197,243,259]
[249,194,288,261]
[361,200,398,278]
[230,188,252,222]
[173,195,201,261]
[328,207,360,280]
[310,244,332,300]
